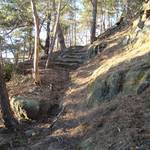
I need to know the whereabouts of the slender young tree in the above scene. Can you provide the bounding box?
[57,22,66,51]
[31,0,40,84]
[44,0,52,55]
[45,0,62,68]
[28,27,33,60]
[52,0,66,51]
[90,0,97,43]
[45,13,51,55]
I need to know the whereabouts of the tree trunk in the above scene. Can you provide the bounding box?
[69,26,72,46]
[45,0,62,68]
[90,0,97,44]
[0,62,18,130]
[14,49,19,67]
[31,0,40,84]
[45,13,51,55]
[57,23,66,51]
[49,0,56,51]
[28,27,33,60]
[74,0,77,45]
[72,24,74,45]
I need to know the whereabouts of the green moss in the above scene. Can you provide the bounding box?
[87,71,125,106]
[87,77,109,107]
[133,70,146,85]
[141,70,150,82]
[123,69,148,94]
[11,96,40,120]
[107,71,125,98]
[78,138,96,150]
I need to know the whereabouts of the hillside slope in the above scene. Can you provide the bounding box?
[54,2,150,149]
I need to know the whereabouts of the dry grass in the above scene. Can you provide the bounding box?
[72,30,150,89]
[58,23,150,149]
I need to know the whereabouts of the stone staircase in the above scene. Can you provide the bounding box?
[17,42,108,73]
[51,46,89,69]
[17,46,90,73]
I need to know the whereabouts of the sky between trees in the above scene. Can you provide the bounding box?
[0,0,140,59]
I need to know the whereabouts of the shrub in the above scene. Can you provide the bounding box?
[3,62,13,81]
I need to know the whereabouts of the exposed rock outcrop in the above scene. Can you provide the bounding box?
[11,96,40,120]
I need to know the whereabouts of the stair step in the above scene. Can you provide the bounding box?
[64,52,88,57]
[69,46,84,50]
[67,50,87,54]
[52,62,79,69]
[55,58,84,64]
[54,60,84,64]
[61,55,86,59]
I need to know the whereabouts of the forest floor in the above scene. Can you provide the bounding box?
[0,66,72,149]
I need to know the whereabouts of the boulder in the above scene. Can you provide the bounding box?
[107,70,124,98]
[123,65,150,95]
[88,70,125,106]
[123,70,144,94]
[11,96,40,120]
[88,79,109,106]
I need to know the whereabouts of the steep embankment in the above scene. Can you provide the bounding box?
[54,2,150,149]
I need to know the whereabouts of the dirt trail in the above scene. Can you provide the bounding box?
[0,44,93,149]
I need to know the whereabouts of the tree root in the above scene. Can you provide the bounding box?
[48,105,66,130]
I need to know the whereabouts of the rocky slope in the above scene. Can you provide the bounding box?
[59,2,150,149]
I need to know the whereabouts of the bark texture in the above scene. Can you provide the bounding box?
[0,62,18,130]
[31,0,40,84]
[57,23,66,51]
[45,13,51,55]
[45,0,62,68]
[90,0,97,44]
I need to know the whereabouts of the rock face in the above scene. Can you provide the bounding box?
[88,70,124,105]
[86,1,150,107]
[11,96,40,120]
[88,61,150,106]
